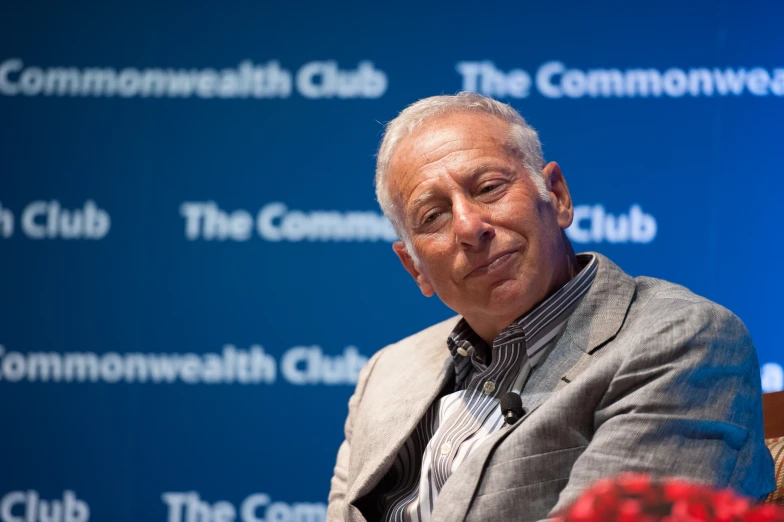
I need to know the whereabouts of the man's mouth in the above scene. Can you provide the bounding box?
[465,250,517,279]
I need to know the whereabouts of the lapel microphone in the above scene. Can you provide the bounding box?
[500,392,525,425]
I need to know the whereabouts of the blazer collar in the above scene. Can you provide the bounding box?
[563,252,636,354]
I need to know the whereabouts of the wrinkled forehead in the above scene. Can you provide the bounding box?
[387,112,516,201]
[392,112,512,164]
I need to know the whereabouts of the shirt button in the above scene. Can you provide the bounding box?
[440,442,452,455]
[483,381,496,395]
[456,347,469,357]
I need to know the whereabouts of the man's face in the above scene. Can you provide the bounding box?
[388,112,575,339]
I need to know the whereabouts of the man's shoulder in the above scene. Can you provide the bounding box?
[631,274,744,329]
[634,274,712,304]
[353,315,460,393]
[580,253,750,353]
[589,252,744,327]
[611,273,753,365]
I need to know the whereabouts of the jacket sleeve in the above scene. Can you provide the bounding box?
[327,349,383,521]
[548,298,775,516]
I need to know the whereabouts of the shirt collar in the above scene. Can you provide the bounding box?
[447,253,598,370]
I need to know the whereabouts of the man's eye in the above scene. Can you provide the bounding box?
[423,212,440,224]
[479,184,499,194]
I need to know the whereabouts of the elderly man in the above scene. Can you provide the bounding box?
[327,92,775,522]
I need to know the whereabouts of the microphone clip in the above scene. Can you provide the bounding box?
[500,391,526,426]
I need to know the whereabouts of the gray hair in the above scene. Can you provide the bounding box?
[375,92,549,249]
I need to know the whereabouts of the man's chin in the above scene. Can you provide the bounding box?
[438,279,536,317]
[479,279,536,315]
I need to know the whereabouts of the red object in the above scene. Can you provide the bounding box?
[555,474,784,522]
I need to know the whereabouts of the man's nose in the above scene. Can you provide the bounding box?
[452,197,495,248]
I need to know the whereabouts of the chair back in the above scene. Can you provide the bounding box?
[763,391,784,439]
[763,391,784,505]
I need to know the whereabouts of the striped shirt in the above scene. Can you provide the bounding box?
[376,254,598,522]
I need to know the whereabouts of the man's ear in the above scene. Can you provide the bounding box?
[392,241,435,297]
[542,161,574,229]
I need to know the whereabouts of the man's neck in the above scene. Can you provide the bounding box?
[473,247,581,348]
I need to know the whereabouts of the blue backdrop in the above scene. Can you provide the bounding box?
[2,1,783,521]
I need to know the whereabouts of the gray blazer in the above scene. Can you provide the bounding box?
[327,253,775,522]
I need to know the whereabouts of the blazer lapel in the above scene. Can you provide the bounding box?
[347,318,459,507]
[555,252,636,389]
[565,252,636,355]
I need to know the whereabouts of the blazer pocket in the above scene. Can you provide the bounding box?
[469,478,570,522]
[476,445,587,497]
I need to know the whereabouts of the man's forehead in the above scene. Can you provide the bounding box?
[393,112,510,164]
[387,113,515,199]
